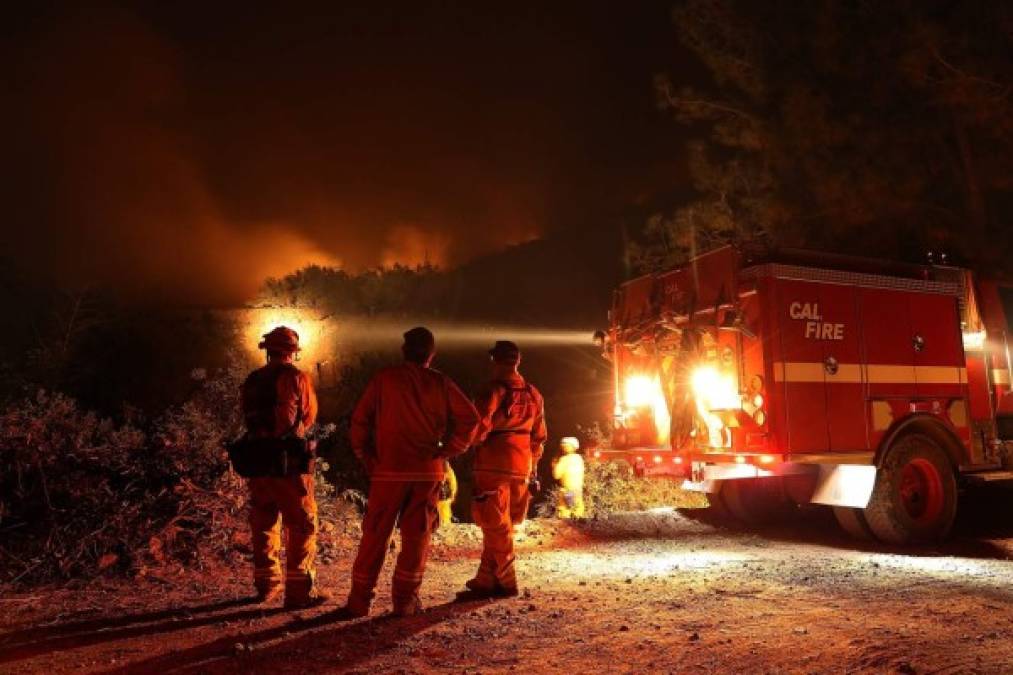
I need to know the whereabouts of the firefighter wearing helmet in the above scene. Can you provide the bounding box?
[240,326,326,609]
[461,340,547,599]
[552,436,585,518]
[342,327,480,618]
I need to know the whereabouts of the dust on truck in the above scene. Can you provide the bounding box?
[596,245,1013,544]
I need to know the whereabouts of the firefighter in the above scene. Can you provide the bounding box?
[343,327,480,618]
[552,436,585,518]
[437,460,458,527]
[241,326,326,609]
[462,340,547,599]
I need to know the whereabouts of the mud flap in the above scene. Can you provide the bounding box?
[810,465,877,508]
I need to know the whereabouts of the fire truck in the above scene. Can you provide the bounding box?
[596,245,1013,544]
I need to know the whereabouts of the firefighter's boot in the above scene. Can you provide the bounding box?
[255,585,283,603]
[342,581,374,618]
[392,593,423,617]
[283,568,329,610]
[284,588,331,610]
[465,553,499,594]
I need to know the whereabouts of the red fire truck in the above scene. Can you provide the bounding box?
[596,246,1013,544]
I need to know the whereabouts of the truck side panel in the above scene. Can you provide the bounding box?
[774,278,829,453]
[859,287,917,402]
[909,293,966,399]
[820,284,868,451]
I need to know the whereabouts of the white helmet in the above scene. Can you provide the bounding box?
[561,436,580,451]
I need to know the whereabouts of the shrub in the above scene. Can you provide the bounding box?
[539,459,707,519]
[0,364,248,586]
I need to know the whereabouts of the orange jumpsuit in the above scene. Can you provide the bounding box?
[469,371,546,592]
[348,362,479,612]
[240,362,319,602]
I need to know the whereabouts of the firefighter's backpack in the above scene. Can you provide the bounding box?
[226,365,314,478]
[493,382,537,430]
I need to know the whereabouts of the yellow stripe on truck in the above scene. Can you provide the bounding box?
[773,362,967,385]
[865,364,917,384]
[993,369,1011,386]
[774,362,825,383]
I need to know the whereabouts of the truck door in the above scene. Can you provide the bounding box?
[860,288,916,399]
[909,293,965,399]
[819,284,868,451]
[776,279,829,452]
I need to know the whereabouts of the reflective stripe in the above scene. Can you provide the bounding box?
[865,365,917,384]
[828,364,863,383]
[773,362,967,385]
[393,570,424,582]
[774,362,824,383]
[993,369,1011,386]
[254,571,283,580]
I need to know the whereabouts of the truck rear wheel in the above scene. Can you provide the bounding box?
[864,433,957,545]
[832,507,874,540]
[704,486,734,519]
[720,477,793,525]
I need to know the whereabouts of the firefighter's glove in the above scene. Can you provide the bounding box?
[528,474,541,497]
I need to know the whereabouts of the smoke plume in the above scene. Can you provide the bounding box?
[2,6,552,305]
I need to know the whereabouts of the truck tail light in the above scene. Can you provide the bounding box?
[653,455,663,464]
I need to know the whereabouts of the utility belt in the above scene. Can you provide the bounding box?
[226,435,315,478]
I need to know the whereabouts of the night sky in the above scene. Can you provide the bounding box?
[2,2,694,305]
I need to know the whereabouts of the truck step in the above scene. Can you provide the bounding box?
[965,470,1013,484]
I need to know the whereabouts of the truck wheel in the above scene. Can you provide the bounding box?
[705,485,734,519]
[864,433,957,545]
[832,507,874,541]
[721,477,793,525]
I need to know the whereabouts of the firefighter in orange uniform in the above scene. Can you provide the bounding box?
[343,327,480,617]
[241,326,326,609]
[462,341,547,599]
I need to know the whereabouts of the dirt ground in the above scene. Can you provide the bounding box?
[3,488,1013,675]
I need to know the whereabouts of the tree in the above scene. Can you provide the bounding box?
[637,0,1013,272]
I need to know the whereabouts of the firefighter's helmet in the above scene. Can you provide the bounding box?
[561,436,580,453]
[259,326,301,353]
[489,340,521,365]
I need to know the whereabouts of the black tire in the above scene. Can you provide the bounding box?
[833,506,874,541]
[864,433,957,545]
[720,477,794,525]
[705,485,734,518]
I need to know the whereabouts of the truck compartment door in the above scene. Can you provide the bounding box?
[775,279,829,452]
[909,293,966,399]
[860,288,916,399]
[819,284,868,451]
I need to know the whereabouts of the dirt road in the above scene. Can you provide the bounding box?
[4,494,1013,674]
